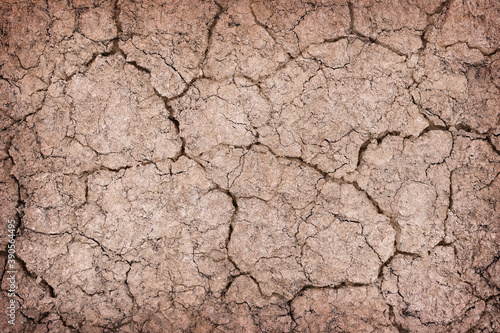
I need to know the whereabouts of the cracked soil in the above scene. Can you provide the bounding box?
[1,0,499,332]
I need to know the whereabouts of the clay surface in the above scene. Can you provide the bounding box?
[1,0,499,332]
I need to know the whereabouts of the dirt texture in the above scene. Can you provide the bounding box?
[1,0,499,332]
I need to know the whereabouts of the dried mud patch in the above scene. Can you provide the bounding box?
[1,0,499,332]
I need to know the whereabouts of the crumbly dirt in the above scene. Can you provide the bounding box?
[1,0,499,332]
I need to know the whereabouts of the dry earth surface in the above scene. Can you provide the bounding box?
[1,0,499,332]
